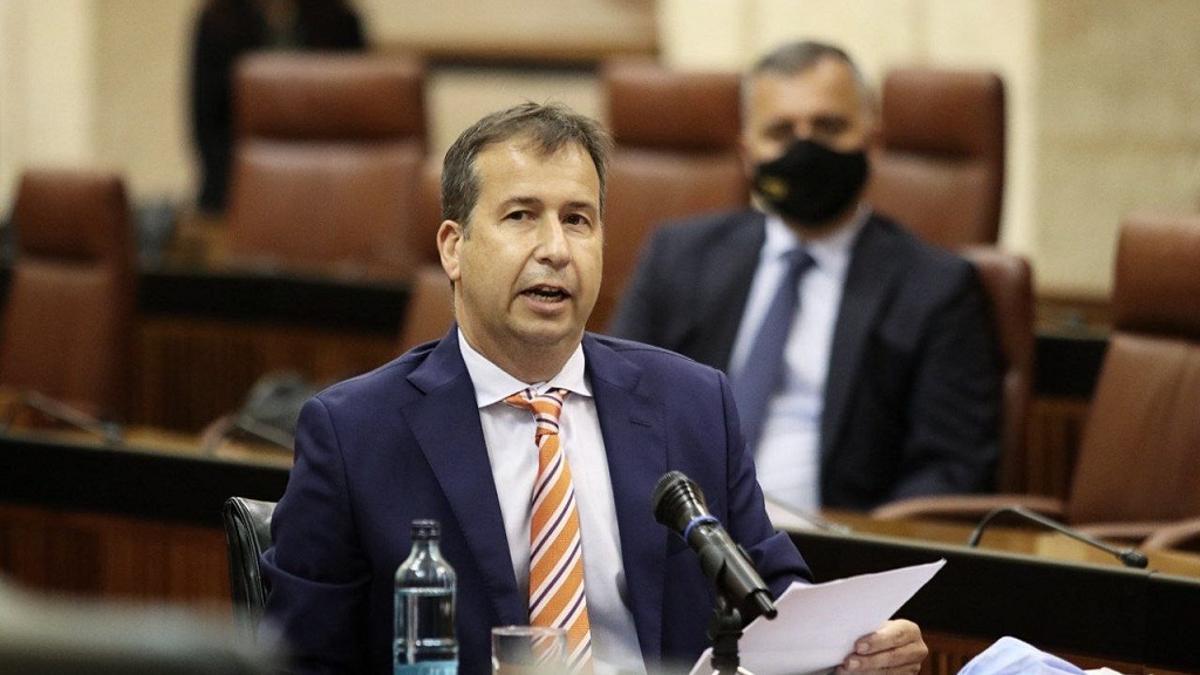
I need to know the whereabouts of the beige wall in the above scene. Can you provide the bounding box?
[94,0,202,202]
[0,0,100,206]
[2,0,1197,297]
[1033,0,1200,295]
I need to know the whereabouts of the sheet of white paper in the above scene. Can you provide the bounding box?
[689,560,945,675]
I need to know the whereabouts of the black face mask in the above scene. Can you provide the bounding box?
[752,138,869,226]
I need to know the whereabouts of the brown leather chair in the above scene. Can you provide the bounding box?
[396,265,455,354]
[961,246,1035,493]
[875,213,1200,543]
[225,54,426,275]
[0,170,136,422]
[596,60,750,330]
[868,67,1005,248]
[410,159,445,268]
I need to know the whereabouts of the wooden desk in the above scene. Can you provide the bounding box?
[821,509,1200,578]
[788,514,1200,674]
[0,427,289,612]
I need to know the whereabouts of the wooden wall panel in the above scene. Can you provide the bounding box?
[0,504,230,615]
[132,317,401,431]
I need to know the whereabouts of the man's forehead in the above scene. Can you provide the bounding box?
[473,138,600,203]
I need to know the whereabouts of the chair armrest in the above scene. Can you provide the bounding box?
[871,494,1065,522]
[1144,517,1200,553]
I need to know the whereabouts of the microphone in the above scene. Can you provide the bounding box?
[968,505,1148,569]
[4,390,123,446]
[652,471,777,622]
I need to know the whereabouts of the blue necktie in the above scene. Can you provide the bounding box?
[733,248,816,454]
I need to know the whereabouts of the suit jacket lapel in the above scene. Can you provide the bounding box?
[821,216,906,463]
[402,329,526,627]
[693,211,766,370]
[583,335,668,662]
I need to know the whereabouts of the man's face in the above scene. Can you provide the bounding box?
[438,138,603,374]
[741,57,875,168]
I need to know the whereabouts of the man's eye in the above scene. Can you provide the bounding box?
[505,210,531,221]
[814,118,848,136]
[564,214,592,229]
[764,124,793,142]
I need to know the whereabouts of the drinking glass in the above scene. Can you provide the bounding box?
[491,625,568,674]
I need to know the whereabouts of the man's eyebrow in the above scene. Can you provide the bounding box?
[500,196,542,209]
[563,200,598,212]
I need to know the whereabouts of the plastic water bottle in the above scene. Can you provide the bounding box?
[395,519,458,675]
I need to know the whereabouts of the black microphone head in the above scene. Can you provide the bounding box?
[1119,549,1149,569]
[652,471,709,533]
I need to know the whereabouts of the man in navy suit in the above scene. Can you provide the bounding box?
[262,103,928,674]
[612,41,1001,512]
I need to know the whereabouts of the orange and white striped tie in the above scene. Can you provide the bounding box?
[505,387,593,672]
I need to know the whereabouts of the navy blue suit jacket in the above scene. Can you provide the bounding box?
[262,330,810,674]
[610,210,1001,509]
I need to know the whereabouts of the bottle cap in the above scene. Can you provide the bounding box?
[411,519,440,540]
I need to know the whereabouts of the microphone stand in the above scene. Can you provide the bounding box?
[968,505,1149,569]
[708,596,747,675]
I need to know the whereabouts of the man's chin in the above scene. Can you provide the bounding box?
[510,319,584,349]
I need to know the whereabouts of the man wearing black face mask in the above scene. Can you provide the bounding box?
[611,41,1001,513]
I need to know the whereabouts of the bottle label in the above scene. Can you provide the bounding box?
[395,661,457,675]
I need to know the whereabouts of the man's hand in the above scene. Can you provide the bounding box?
[835,619,927,674]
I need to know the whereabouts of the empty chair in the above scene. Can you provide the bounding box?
[0,170,136,422]
[222,496,277,640]
[868,67,1006,248]
[960,246,1035,493]
[597,59,749,329]
[396,265,454,353]
[225,54,426,275]
[876,213,1200,543]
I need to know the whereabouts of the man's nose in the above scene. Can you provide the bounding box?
[790,120,814,141]
[534,218,570,268]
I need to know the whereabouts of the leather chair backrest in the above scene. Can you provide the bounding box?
[396,265,455,353]
[0,170,136,420]
[961,246,1035,492]
[222,496,277,640]
[411,160,445,268]
[226,54,426,274]
[597,60,749,330]
[1067,213,1200,524]
[868,68,1005,249]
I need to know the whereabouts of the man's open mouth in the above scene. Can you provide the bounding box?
[521,284,571,301]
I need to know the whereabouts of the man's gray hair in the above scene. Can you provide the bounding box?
[441,102,613,231]
[743,40,876,113]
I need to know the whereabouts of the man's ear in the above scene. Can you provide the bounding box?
[437,220,464,283]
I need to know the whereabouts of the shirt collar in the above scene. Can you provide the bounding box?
[457,328,592,408]
[762,205,870,274]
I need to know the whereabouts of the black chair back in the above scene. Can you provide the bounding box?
[222,497,277,639]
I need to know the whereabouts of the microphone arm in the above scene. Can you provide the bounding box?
[3,390,123,446]
[968,505,1148,569]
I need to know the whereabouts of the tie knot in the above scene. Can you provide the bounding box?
[505,388,569,436]
[783,248,816,277]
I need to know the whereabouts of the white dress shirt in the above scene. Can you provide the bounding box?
[728,209,867,511]
[458,330,645,675]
